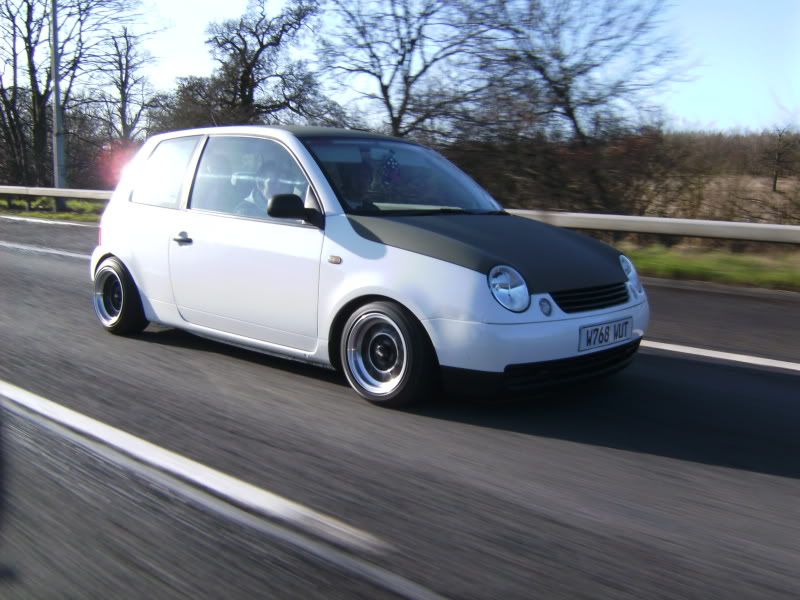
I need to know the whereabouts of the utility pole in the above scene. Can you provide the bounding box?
[51,0,67,209]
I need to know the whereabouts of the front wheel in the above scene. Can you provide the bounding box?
[93,256,149,335]
[340,301,436,407]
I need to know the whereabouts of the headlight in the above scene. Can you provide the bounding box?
[619,255,644,294]
[488,265,530,312]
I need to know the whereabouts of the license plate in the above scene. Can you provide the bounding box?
[579,317,633,351]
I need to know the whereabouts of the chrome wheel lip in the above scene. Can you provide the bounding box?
[346,312,408,396]
[93,267,123,327]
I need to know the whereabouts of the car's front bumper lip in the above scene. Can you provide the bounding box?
[423,298,649,373]
[440,337,642,397]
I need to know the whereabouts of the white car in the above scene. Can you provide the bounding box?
[91,126,649,406]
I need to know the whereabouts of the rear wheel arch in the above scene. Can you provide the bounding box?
[92,255,149,335]
[328,295,439,372]
[93,252,146,295]
[92,251,116,279]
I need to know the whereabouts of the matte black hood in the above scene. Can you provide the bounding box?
[347,213,626,293]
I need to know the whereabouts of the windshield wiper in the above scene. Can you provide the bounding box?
[402,208,508,216]
[431,207,470,214]
[436,208,508,215]
[348,207,507,216]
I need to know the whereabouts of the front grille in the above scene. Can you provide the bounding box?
[550,282,629,314]
[504,339,640,392]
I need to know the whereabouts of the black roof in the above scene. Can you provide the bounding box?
[278,126,410,143]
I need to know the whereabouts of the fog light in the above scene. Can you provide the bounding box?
[539,298,552,316]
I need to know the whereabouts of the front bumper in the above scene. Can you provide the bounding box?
[423,298,649,393]
[424,299,648,371]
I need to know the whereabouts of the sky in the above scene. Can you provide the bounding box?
[139,0,800,132]
[652,0,800,131]
[140,0,249,89]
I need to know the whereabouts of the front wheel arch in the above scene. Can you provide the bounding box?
[336,299,439,407]
[328,295,439,372]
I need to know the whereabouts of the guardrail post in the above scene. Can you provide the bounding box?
[50,0,68,211]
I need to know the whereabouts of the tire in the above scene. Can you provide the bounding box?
[340,301,436,407]
[93,256,149,335]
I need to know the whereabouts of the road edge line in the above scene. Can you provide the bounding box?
[0,214,98,227]
[641,340,800,373]
[0,378,387,554]
[0,240,90,259]
[3,398,447,600]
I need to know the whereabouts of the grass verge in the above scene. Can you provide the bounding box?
[0,210,100,222]
[0,198,103,222]
[625,244,800,292]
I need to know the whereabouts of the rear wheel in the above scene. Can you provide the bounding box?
[340,301,436,407]
[93,256,149,335]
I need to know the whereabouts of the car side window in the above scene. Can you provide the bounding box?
[130,136,200,209]
[189,136,310,220]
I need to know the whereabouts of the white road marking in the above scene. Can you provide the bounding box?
[642,340,800,373]
[0,378,386,554]
[3,390,446,600]
[0,214,98,227]
[0,240,90,260]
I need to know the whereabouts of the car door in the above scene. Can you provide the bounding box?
[123,134,203,312]
[168,135,324,352]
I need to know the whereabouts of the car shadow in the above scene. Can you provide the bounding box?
[134,326,348,387]
[134,328,800,480]
[411,352,800,479]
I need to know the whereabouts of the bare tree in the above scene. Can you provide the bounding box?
[764,126,798,193]
[0,0,53,186]
[204,0,324,123]
[93,26,154,140]
[149,0,352,131]
[321,0,491,138]
[146,76,228,131]
[60,33,153,190]
[0,0,137,189]
[473,0,677,212]
[485,0,675,142]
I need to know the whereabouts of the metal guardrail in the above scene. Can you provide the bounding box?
[1,185,799,243]
[0,185,111,201]
[509,210,800,244]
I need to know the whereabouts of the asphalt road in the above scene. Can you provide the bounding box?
[1,217,799,599]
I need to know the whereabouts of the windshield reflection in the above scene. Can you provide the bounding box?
[303,138,503,215]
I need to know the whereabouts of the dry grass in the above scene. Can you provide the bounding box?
[654,175,800,224]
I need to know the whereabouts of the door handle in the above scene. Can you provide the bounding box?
[173,232,193,244]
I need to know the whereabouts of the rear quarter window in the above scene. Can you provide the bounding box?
[130,136,201,208]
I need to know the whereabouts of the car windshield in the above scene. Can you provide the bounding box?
[302,137,503,215]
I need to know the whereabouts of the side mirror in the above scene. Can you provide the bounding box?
[267,194,305,219]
